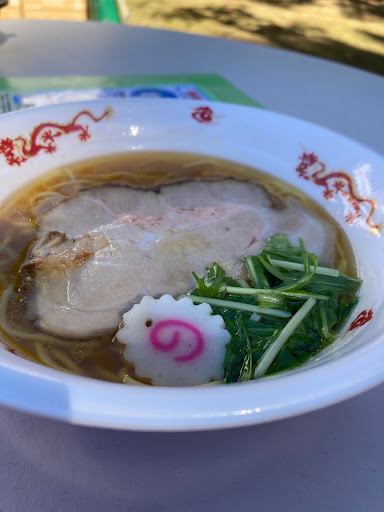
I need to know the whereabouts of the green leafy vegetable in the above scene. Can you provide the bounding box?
[186,234,361,383]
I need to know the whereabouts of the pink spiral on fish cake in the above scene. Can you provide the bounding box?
[149,319,205,362]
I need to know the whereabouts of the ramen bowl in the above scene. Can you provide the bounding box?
[0,98,383,431]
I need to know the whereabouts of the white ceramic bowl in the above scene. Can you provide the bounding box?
[0,99,383,431]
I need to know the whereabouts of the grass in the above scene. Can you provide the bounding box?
[123,0,384,75]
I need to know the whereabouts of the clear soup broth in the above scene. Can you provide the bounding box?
[0,152,357,383]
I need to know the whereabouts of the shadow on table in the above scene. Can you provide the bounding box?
[161,2,384,76]
[0,31,16,47]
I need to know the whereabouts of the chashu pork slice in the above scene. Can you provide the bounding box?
[24,180,338,338]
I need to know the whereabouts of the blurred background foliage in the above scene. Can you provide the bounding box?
[1,0,383,75]
[125,0,384,75]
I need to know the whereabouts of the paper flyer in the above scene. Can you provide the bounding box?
[0,73,263,114]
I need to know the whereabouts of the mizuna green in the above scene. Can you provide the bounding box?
[185,234,361,383]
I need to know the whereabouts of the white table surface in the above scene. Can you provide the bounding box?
[0,19,383,512]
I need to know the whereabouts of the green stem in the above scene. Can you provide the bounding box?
[236,279,250,288]
[259,254,318,292]
[319,301,330,339]
[244,256,260,287]
[183,295,292,318]
[270,259,339,277]
[221,286,328,301]
[254,297,317,378]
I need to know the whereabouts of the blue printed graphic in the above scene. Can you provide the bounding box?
[130,88,178,98]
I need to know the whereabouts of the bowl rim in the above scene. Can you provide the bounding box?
[0,339,383,431]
